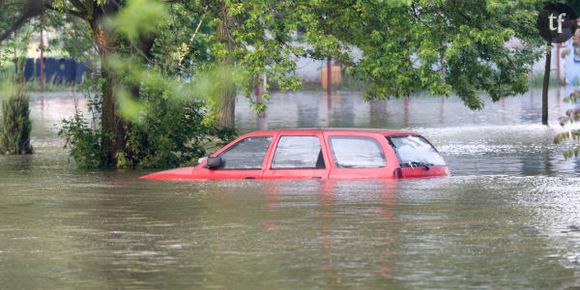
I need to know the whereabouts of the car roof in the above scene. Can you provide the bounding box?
[242,128,417,136]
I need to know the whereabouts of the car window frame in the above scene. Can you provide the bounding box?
[328,135,387,169]
[214,135,274,170]
[269,135,326,170]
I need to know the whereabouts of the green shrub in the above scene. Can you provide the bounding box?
[121,99,237,169]
[59,112,104,169]
[59,98,237,169]
[0,91,33,155]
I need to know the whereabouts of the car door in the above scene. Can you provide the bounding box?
[262,133,330,180]
[197,135,274,180]
[324,132,394,179]
[386,135,449,178]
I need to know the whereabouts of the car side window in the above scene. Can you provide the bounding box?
[218,136,272,169]
[329,136,386,168]
[271,136,325,169]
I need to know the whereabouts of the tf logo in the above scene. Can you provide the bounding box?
[537,3,578,43]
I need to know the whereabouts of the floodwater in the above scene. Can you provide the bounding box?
[1,88,580,289]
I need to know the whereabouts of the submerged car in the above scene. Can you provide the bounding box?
[140,129,449,181]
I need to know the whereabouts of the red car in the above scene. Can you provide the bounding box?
[140,129,450,181]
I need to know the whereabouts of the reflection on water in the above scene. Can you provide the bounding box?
[1,89,580,288]
[237,88,579,176]
[236,88,570,130]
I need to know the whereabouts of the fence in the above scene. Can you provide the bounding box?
[24,58,88,84]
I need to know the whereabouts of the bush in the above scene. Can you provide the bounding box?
[59,98,237,169]
[59,112,104,169]
[0,91,33,155]
[121,99,237,169]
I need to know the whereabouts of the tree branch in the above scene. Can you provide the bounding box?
[190,5,208,41]
[68,0,87,13]
[0,0,44,43]
[44,2,86,18]
[410,3,433,30]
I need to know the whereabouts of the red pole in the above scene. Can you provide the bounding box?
[326,57,331,98]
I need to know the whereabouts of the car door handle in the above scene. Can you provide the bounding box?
[312,176,322,179]
[245,177,256,179]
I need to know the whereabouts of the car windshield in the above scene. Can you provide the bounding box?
[388,135,446,168]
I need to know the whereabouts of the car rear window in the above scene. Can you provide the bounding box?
[219,136,272,169]
[271,136,325,169]
[387,135,446,168]
[329,136,386,168]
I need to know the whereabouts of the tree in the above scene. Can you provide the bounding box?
[203,1,308,126]
[0,9,34,155]
[1,0,315,167]
[0,0,553,167]
[305,0,544,109]
[0,0,44,43]
[542,43,551,125]
[0,90,33,155]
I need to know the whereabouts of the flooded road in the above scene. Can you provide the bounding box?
[1,89,580,288]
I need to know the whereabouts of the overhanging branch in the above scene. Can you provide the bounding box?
[0,0,44,43]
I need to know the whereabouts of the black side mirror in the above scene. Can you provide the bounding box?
[206,156,223,169]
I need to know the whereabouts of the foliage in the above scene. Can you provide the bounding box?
[59,96,236,169]
[0,90,33,155]
[305,0,544,109]
[120,99,237,169]
[59,112,104,168]
[0,0,553,168]
[58,69,237,169]
[554,90,580,159]
[38,0,245,169]
[0,19,33,155]
[0,18,32,85]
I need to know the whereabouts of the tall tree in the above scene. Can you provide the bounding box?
[305,0,544,109]
[2,0,176,166]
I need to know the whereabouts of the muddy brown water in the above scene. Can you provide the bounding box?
[1,89,580,289]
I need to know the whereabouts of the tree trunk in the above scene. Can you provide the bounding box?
[92,19,125,167]
[100,55,129,168]
[216,86,236,128]
[216,3,236,128]
[542,44,551,126]
[100,62,122,166]
[88,3,155,167]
